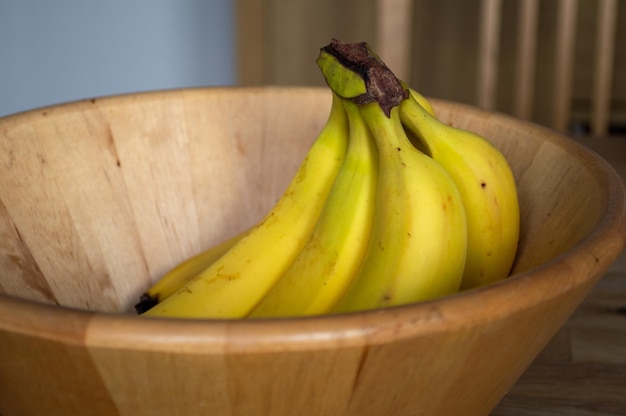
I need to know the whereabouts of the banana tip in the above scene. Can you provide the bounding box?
[134,293,159,314]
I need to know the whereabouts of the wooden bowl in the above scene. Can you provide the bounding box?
[0,87,624,416]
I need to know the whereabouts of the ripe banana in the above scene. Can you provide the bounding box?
[333,101,467,313]
[249,99,378,318]
[135,92,436,316]
[399,95,520,290]
[143,92,349,318]
[316,40,467,313]
[137,38,519,319]
[134,231,245,313]
[409,88,436,118]
[397,80,436,117]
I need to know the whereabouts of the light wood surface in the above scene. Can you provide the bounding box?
[0,87,624,415]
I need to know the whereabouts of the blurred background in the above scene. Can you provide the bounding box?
[1,0,625,137]
[0,0,235,117]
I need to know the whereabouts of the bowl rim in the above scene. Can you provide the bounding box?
[0,86,624,353]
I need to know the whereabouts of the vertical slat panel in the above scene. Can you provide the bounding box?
[552,0,578,132]
[235,0,267,85]
[375,0,415,82]
[591,0,618,136]
[477,0,502,110]
[514,0,539,120]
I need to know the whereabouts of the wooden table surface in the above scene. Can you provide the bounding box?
[492,136,626,416]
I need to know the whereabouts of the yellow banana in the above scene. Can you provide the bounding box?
[143,92,349,318]
[409,88,436,118]
[136,95,435,316]
[314,39,466,313]
[249,99,378,318]
[398,80,436,117]
[134,231,245,313]
[333,101,467,313]
[399,94,520,290]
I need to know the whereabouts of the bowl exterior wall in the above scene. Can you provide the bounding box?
[0,274,602,416]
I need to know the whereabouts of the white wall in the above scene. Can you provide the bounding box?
[0,1,235,116]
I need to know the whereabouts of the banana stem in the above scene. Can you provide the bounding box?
[318,39,409,117]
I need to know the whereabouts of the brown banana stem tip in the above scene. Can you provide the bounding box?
[321,38,409,117]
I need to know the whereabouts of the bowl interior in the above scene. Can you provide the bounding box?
[0,87,622,314]
[1,87,625,416]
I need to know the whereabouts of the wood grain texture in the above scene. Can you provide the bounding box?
[0,87,624,415]
[493,136,626,416]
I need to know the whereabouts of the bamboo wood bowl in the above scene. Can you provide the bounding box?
[0,87,624,416]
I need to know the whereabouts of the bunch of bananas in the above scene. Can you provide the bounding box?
[136,39,519,319]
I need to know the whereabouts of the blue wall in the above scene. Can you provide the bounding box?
[0,1,235,116]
